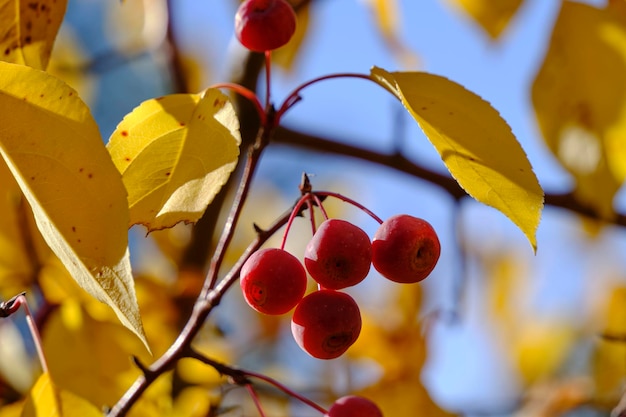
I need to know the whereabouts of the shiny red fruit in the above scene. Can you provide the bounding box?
[234,0,297,52]
[240,248,307,315]
[304,219,372,290]
[324,395,384,417]
[372,214,440,284]
[291,290,361,360]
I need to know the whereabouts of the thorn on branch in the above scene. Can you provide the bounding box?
[253,222,265,235]
[0,292,26,318]
[299,172,312,194]
[186,348,250,386]
[131,356,154,378]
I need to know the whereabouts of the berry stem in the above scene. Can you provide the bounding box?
[264,50,273,113]
[210,82,266,125]
[306,195,317,236]
[243,369,329,415]
[310,192,329,221]
[1,293,49,374]
[315,191,383,224]
[185,349,329,415]
[275,73,374,122]
[280,193,313,250]
[246,383,268,417]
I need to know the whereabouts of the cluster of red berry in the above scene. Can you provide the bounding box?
[240,192,441,360]
[231,2,439,415]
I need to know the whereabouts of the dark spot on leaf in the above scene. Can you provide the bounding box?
[30,176,35,180]
[121,130,129,137]
[88,173,93,179]
[40,94,44,98]
[24,36,31,44]
[124,157,131,162]
[179,122,185,127]
[421,106,427,110]
[27,2,38,11]
[165,172,171,176]
[78,168,84,173]
[3,48,10,56]
[72,226,76,232]
[68,92,73,97]
[77,239,81,243]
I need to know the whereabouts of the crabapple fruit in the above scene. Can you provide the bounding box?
[240,248,307,315]
[371,214,440,284]
[291,290,361,359]
[324,395,384,417]
[234,0,297,52]
[304,219,372,290]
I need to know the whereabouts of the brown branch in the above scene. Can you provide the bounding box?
[272,125,626,227]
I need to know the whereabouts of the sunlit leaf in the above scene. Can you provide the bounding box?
[107,88,241,232]
[42,301,155,410]
[532,0,626,220]
[0,0,68,70]
[370,67,543,251]
[21,372,102,417]
[0,61,147,348]
[0,159,44,298]
[446,0,525,39]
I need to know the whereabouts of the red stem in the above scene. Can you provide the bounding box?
[246,384,268,417]
[243,369,329,415]
[275,73,374,122]
[210,82,266,125]
[315,191,383,224]
[265,50,272,113]
[280,194,313,250]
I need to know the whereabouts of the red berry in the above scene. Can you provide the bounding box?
[372,214,440,284]
[324,395,384,417]
[240,248,307,315]
[291,290,361,359]
[234,0,297,52]
[304,219,372,290]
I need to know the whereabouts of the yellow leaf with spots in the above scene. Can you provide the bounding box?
[371,67,544,251]
[0,0,68,70]
[107,88,241,231]
[446,0,525,39]
[532,0,626,220]
[0,62,147,348]
[21,372,102,417]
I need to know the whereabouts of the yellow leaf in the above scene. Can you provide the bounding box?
[0,0,68,70]
[21,373,102,417]
[446,0,525,39]
[0,62,147,348]
[370,67,544,251]
[107,88,241,231]
[42,302,154,409]
[532,0,626,220]
[0,159,43,298]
